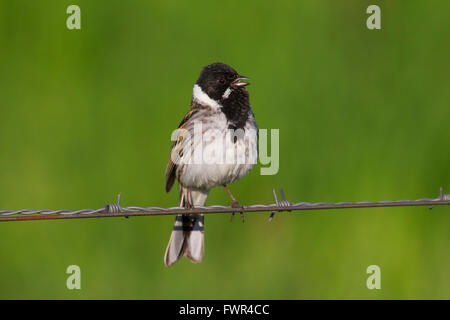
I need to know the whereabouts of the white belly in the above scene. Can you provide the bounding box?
[178,114,258,190]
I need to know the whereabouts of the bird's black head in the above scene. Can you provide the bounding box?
[195,62,249,102]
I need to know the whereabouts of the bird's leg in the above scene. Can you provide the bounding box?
[225,185,244,223]
[224,185,238,204]
[185,187,193,209]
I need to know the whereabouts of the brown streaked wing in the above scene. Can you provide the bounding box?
[164,109,199,193]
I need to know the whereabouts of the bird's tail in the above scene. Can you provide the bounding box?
[164,187,209,267]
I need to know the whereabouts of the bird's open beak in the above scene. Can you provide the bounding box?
[231,76,250,88]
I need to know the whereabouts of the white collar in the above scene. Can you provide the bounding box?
[192,84,222,110]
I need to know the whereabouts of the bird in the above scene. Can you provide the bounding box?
[164,62,258,267]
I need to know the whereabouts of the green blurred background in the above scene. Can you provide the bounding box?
[0,0,449,299]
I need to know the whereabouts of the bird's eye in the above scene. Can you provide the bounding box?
[219,77,226,84]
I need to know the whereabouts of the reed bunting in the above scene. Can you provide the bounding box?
[164,62,258,267]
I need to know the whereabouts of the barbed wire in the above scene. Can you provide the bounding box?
[0,187,449,223]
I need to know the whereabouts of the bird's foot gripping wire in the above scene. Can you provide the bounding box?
[224,185,244,222]
[184,198,194,210]
[230,201,245,223]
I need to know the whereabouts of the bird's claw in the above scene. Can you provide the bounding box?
[230,201,244,223]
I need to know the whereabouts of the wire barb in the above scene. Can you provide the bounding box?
[269,188,292,223]
[440,187,450,201]
[430,187,450,210]
[105,193,129,218]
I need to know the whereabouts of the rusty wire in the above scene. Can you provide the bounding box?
[0,187,449,223]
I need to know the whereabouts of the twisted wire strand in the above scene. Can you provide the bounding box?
[0,187,449,222]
